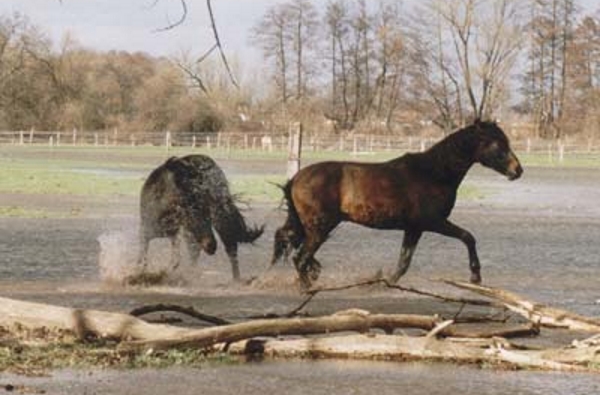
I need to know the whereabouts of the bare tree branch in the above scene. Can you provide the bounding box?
[205,0,239,89]
[152,0,188,32]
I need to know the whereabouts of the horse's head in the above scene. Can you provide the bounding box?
[473,120,523,181]
[187,213,217,255]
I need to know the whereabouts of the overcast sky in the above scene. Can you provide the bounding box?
[1,0,599,64]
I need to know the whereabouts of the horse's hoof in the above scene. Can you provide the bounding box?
[470,273,482,284]
[298,274,312,290]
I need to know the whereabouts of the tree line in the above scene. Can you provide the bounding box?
[0,13,228,134]
[252,0,600,138]
[0,0,599,139]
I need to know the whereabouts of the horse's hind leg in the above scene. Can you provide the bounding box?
[429,220,481,284]
[389,229,422,283]
[293,232,328,288]
[271,227,290,266]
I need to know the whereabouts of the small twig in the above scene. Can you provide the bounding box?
[129,304,231,326]
[285,293,317,317]
[452,303,467,321]
[426,320,455,338]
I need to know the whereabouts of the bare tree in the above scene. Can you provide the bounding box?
[251,4,293,103]
[429,0,524,121]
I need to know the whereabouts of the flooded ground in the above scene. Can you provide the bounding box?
[1,156,600,394]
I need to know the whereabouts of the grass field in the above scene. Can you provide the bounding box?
[1,144,597,218]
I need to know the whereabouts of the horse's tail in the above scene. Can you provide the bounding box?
[211,198,264,244]
[233,204,265,244]
[271,180,305,265]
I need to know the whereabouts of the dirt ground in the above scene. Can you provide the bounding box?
[1,159,600,394]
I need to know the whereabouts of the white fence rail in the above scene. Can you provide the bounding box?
[1,130,599,160]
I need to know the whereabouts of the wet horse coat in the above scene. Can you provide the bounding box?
[272,120,523,287]
[138,154,263,280]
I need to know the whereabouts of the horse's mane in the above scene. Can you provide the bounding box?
[404,123,482,185]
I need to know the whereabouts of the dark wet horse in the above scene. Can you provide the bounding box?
[272,120,523,288]
[138,154,264,280]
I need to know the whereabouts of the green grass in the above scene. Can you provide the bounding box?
[0,206,73,218]
[0,340,239,375]
[518,152,600,167]
[2,144,599,211]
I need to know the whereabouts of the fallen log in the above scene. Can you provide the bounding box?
[118,309,442,351]
[0,297,193,341]
[228,334,598,372]
[0,296,597,373]
[445,281,600,333]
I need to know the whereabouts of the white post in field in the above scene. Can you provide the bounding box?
[287,122,303,179]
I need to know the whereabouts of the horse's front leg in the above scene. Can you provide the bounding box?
[137,236,150,271]
[183,230,201,265]
[389,229,422,283]
[169,232,182,271]
[429,220,481,284]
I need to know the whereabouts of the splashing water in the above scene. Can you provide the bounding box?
[97,229,143,283]
[97,229,218,288]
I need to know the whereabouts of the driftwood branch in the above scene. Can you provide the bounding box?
[0,297,193,341]
[446,280,600,332]
[129,304,231,326]
[228,334,598,373]
[118,309,441,351]
[280,278,501,318]
[0,295,595,372]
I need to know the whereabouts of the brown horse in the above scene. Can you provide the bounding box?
[272,120,523,287]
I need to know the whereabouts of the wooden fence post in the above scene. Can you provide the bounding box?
[19,131,24,146]
[29,128,34,145]
[165,131,171,153]
[558,141,565,163]
[287,122,303,179]
[192,135,196,149]
[72,128,77,146]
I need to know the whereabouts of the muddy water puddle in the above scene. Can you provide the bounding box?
[3,360,600,395]
[1,165,600,392]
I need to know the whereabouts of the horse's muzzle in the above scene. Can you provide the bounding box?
[506,153,523,181]
[507,163,523,180]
